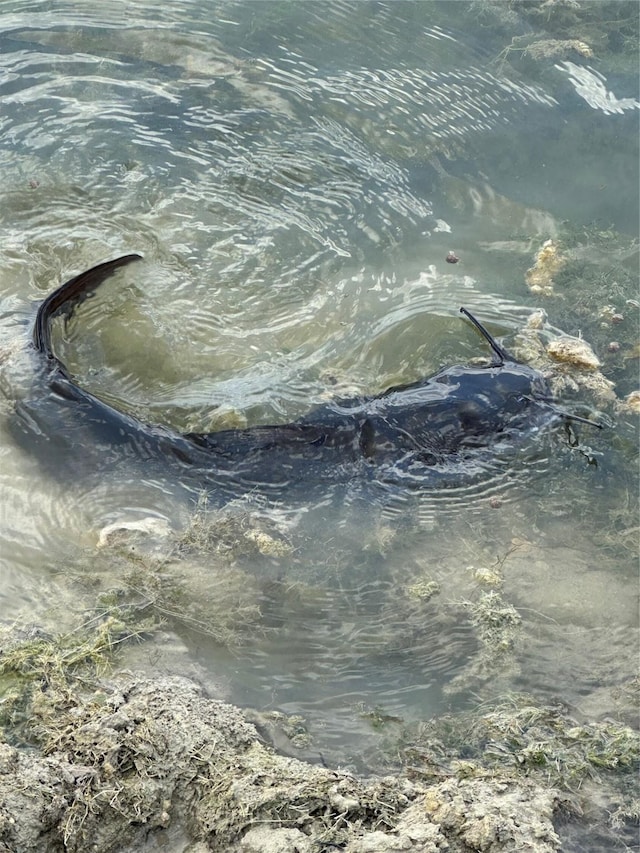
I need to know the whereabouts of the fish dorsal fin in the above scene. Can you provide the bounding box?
[34,254,143,358]
[459,307,513,365]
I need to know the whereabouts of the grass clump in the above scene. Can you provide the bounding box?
[0,613,154,746]
[401,694,640,802]
[474,701,640,784]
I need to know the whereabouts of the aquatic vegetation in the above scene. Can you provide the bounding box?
[405,578,440,602]
[592,486,640,559]
[177,493,293,560]
[473,701,640,782]
[445,590,523,699]
[112,521,271,649]
[495,34,594,71]
[398,694,639,849]
[71,494,299,651]
[357,703,404,732]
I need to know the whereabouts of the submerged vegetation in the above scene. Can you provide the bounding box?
[0,612,637,852]
[0,615,152,743]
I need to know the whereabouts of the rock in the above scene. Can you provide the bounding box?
[97,516,171,550]
[422,778,560,852]
[346,829,416,851]
[546,337,601,371]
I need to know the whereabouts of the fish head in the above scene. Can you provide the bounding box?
[432,361,557,442]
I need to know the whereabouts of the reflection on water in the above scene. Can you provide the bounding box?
[0,1,637,848]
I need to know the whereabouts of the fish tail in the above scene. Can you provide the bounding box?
[33,254,143,358]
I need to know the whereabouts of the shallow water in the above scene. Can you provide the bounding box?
[0,2,638,849]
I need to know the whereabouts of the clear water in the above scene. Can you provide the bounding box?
[0,2,638,848]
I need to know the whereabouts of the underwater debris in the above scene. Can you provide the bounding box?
[526,240,566,296]
[405,578,440,601]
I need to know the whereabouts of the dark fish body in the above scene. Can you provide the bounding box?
[13,254,589,499]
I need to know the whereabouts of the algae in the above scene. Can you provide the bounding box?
[398,695,639,849]
[90,494,301,649]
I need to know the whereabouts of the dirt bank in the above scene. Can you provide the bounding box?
[0,672,568,853]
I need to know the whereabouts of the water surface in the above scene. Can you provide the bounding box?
[0,3,638,849]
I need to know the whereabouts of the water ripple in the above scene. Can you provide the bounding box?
[0,2,632,785]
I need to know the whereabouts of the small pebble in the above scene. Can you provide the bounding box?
[446,251,460,264]
[607,341,621,353]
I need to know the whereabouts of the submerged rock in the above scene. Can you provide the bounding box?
[618,389,640,414]
[546,337,601,371]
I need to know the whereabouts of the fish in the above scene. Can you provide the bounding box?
[16,253,599,499]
